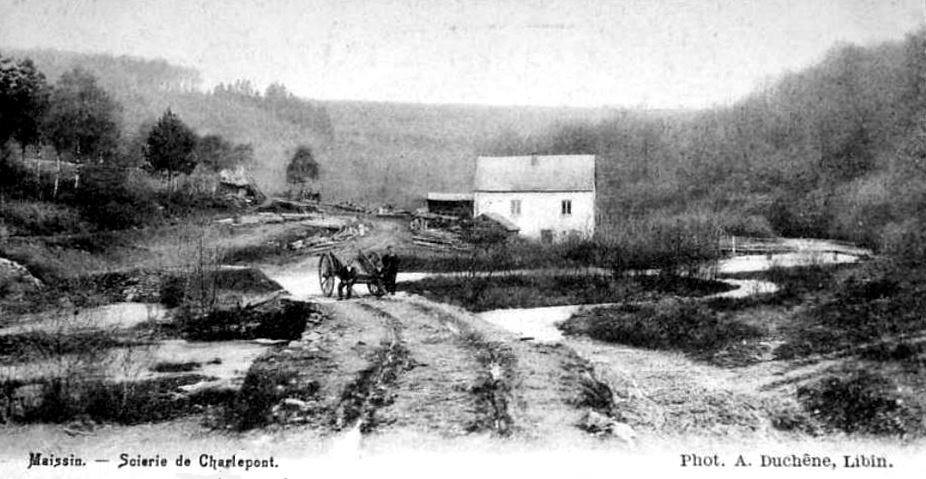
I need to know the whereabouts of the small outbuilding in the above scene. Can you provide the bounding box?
[426,192,474,218]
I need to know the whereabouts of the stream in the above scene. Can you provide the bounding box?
[476,238,871,343]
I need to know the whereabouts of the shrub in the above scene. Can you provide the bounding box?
[159,274,187,308]
[560,299,764,355]
[797,369,924,437]
[150,361,201,373]
[9,375,224,424]
[718,213,775,238]
[175,299,312,341]
[880,218,926,265]
[596,212,723,274]
[225,366,299,430]
[0,200,85,236]
[66,165,160,230]
[777,262,926,358]
[858,342,925,363]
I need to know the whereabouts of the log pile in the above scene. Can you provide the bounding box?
[412,228,469,251]
[215,213,353,229]
[287,222,369,255]
[257,198,320,214]
[215,212,316,226]
[322,201,369,213]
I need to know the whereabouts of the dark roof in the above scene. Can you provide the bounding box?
[474,155,595,192]
[427,192,474,201]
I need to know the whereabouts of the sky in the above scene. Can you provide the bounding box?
[0,0,923,109]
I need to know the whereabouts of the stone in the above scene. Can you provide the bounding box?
[579,409,613,434]
[611,421,637,443]
[578,409,636,443]
[282,398,310,410]
[0,257,43,299]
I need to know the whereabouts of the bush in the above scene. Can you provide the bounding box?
[560,299,764,355]
[7,375,226,424]
[401,212,723,277]
[150,361,201,373]
[0,200,85,236]
[63,165,160,230]
[776,262,926,358]
[225,366,299,430]
[718,213,775,238]
[798,369,924,437]
[858,342,925,363]
[175,299,313,341]
[880,218,926,265]
[159,274,187,308]
[596,212,723,274]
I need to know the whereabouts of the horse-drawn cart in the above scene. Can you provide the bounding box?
[318,249,386,297]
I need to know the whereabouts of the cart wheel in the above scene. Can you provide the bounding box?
[318,253,336,297]
[368,280,386,297]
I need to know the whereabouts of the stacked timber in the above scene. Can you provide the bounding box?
[287,222,369,255]
[412,229,469,251]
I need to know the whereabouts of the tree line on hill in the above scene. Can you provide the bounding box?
[484,29,926,262]
[0,53,321,229]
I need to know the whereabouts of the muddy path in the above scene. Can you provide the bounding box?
[261,293,617,453]
[258,218,873,448]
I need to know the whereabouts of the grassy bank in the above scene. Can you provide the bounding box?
[400,273,732,312]
[777,261,926,359]
[797,366,925,438]
[560,299,766,365]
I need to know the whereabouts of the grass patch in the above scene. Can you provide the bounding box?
[401,273,731,312]
[218,226,328,264]
[560,299,765,360]
[159,267,284,308]
[402,211,723,276]
[3,374,229,424]
[797,368,925,437]
[150,361,201,373]
[858,342,926,364]
[224,366,301,430]
[0,329,132,361]
[174,298,316,341]
[711,263,849,311]
[222,360,321,431]
[0,200,88,237]
[776,261,926,359]
[0,267,164,315]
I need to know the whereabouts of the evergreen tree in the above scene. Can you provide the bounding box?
[285,145,319,198]
[146,109,197,187]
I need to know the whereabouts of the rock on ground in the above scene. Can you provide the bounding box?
[0,257,43,299]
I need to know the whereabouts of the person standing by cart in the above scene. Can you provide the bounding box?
[381,245,399,295]
[337,263,357,300]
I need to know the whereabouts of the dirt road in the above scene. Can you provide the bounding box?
[253,214,816,451]
[258,292,619,452]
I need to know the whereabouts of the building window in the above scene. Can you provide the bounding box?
[561,199,572,215]
[510,199,521,216]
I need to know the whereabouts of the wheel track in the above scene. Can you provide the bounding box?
[330,302,412,434]
[393,299,518,436]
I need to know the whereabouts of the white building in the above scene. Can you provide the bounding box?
[473,155,596,242]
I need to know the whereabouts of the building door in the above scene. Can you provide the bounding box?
[540,229,554,244]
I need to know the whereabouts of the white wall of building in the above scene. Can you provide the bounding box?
[474,191,595,240]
